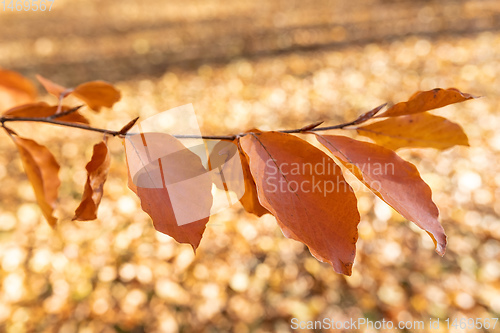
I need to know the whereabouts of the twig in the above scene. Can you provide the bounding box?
[0,103,385,140]
[1,116,124,137]
[48,105,84,119]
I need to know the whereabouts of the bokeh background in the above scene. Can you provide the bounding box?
[1,0,500,332]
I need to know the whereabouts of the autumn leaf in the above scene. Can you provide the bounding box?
[316,134,447,255]
[73,139,111,221]
[235,129,269,216]
[356,112,469,150]
[377,88,477,117]
[3,102,89,124]
[11,136,60,227]
[206,139,268,216]
[72,81,121,112]
[239,132,360,275]
[0,69,38,111]
[206,139,241,190]
[36,74,69,98]
[36,75,121,112]
[125,132,213,251]
[236,143,270,217]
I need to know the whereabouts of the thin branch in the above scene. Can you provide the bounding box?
[48,105,84,120]
[298,121,324,132]
[1,116,124,136]
[0,103,386,140]
[173,134,237,140]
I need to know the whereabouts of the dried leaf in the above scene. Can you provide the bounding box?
[316,134,446,255]
[125,133,213,251]
[207,140,238,190]
[356,112,469,150]
[36,75,120,111]
[206,139,268,216]
[3,102,89,124]
[377,88,477,117]
[11,136,60,226]
[236,142,270,216]
[36,74,69,98]
[0,69,37,111]
[72,81,121,111]
[239,132,360,275]
[73,139,111,221]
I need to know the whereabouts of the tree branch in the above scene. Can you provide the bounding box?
[48,105,84,120]
[0,103,385,140]
[1,116,125,137]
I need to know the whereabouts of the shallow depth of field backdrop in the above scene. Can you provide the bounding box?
[1,0,500,332]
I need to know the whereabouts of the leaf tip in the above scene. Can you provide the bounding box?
[436,243,446,257]
[189,240,202,254]
[429,230,447,256]
[47,216,58,228]
[335,260,353,276]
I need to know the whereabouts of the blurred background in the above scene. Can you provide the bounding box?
[1,0,500,332]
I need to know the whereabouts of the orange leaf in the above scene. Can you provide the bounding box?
[377,88,477,117]
[236,129,268,216]
[207,139,239,190]
[11,136,60,227]
[3,102,89,124]
[316,134,446,255]
[73,139,111,221]
[72,81,121,112]
[237,143,270,217]
[0,69,37,111]
[356,112,469,150]
[239,132,360,275]
[36,75,121,111]
[207,139,269,217]
[125,133,213,251]
[36,74,69,98]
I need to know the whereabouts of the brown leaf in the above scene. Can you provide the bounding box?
[36,75,121,111]
[239,132,360,275]
[72,81,121,112]
[11,136,60,227]
[0,69,37,111]
[125,133,213,251]
[206,139,268,216]
[316,134,447,255]
[236,143,270,217]
[73,139,111,221]
[356,112,469,150]
[207,140,238,190]
[377,88,477,117]
[3,102,89,124]
[36,74,69,98]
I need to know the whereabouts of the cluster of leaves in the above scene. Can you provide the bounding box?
[0,69,120,224]
[0,69,477,275]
